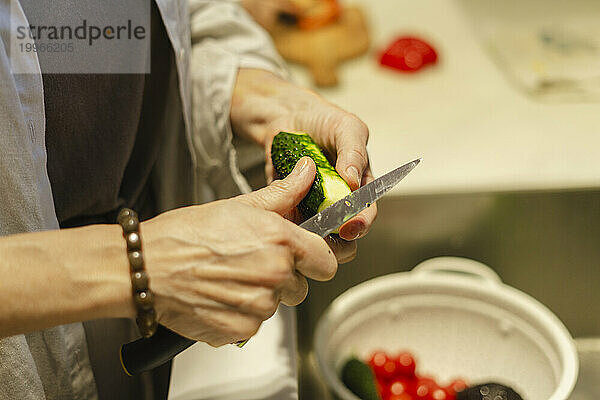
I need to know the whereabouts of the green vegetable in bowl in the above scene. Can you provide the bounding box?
[340,357,380,400]
[271,131,351,220]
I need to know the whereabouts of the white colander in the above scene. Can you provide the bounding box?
[314,257,578,400]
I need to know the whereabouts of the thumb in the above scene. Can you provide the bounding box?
[238,157,316,215]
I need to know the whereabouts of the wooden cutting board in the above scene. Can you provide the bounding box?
[270,6,370,87]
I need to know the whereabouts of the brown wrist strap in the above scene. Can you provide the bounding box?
[117,208,157,338]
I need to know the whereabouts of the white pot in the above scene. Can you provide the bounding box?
[314,257,578,400]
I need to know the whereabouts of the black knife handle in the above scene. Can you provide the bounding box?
[120,325,195,376]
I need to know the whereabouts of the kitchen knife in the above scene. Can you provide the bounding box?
[119,158,421,375]
[299,158,421,236]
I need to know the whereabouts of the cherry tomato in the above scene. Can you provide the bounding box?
[431,388,450,400]
[414,377,438,399]
[368,351,389,379]
[396,352,417,378]
[381,358,399,380]
[389,377,414,396]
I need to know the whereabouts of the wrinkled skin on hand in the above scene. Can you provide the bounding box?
[230,69,378,262]
[142,158,337,346]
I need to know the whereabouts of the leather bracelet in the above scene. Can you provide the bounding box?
[117,208,158,338]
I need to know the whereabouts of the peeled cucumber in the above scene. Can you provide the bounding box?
[271,131,351,219]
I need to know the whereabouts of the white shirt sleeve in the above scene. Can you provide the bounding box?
[187,0,289,200]
[189,0,289,77]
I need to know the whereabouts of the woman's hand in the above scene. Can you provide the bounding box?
[142,158,337,346]
[230,69,377,258]
[0,158,337,344]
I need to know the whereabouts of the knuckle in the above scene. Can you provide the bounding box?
[343,114,369,139]
[355,120,370,140]
[271,228,300,256]
[238,317,261,339]
[214,313,260,343]
[266,180,293,206]
[253,290,279,319]
[263,215,289,240]
[203,315,238,347]
[269,178,289,192]
[348,147,369,168]
[258,246,293,287]
[269,255,293,284]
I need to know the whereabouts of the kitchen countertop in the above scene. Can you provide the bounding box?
[287,0,600,195]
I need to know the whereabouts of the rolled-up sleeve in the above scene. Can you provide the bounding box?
[189,0,288,75]
[188,0,288,198]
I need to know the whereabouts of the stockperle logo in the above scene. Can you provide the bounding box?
[10,0,151,74]
[16,19,147,46]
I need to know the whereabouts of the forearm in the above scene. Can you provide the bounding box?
[0,224,135,338]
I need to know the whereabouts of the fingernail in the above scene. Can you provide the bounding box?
[344,222,364,241]
[292,157,310,176]
[346,166,360,187]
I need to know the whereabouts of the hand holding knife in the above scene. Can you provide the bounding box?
[120,158,421,375]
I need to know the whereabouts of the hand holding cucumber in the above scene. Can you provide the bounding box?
[120,70,379,371]
[140,158,337,347]
[231,68,377,246]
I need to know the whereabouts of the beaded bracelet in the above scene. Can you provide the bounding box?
[117,208,158,338]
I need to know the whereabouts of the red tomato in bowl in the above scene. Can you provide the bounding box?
[414,377,439,399]
[364,350,467,400]
[389,377,414,396]
[368,351,390,379]
[396,352,417,377]
[430,388,451,400]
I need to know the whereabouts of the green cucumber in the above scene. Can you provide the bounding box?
[271,131,351,219]
[341,357,381,400]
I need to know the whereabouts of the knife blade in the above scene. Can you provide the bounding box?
[300,158,421,237]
